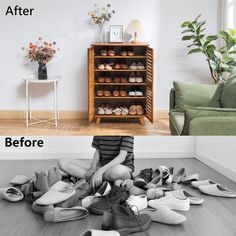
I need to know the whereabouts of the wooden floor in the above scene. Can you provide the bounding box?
[0,158,235,236]
[0,118,170,136]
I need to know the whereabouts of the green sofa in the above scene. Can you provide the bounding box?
[169,72,236,135]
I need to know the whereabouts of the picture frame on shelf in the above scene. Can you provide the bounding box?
[109,25,123,43]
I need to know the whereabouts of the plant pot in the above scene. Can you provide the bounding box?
[38,63,47,80]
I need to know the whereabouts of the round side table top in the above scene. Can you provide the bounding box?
[23,75,61,83]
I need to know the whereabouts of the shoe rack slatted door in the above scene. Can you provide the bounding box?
[88,47,95,123]
[146,47,154,123]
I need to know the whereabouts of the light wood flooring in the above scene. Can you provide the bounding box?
[0,158,235,236]
[0,118,170,136]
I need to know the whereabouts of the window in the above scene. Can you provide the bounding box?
[226,0,236,28]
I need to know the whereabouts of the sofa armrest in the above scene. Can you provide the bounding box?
[188,117,236,135]
[182,106,236,135]
[170,88,176,110]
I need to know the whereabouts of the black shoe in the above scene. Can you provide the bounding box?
[134,168,153,188]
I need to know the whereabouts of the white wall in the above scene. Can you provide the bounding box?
[0,136,196,159]
[0,0,218,111]
[195,137,236,182]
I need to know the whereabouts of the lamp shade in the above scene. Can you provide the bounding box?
[125,19,143,43]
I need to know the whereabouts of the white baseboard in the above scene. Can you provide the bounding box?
[195,152,236,182]
[0,151,195,160]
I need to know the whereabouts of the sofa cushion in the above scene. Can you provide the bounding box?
[169,110,185,135]
[221,70,236,108]
[173,81,223,110]
[182,106,236,135]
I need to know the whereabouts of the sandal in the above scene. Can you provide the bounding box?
[114,77,121,83]
[98,105,106,115]
[100,50,107,56]
[129,72,136,83]
[130,62,138,70]
[121,107,129,116]
[97,64,105,70]
[113,86,120,97]
[137,105,144,115]
[129,105,137,115]
[120,86,127,97]
[105,77,112,83]
[97,77,105,83]
[108,50,115,56]
[136,72,143,83]
[97,86,104,97]
[113,106,122,116]
[105,105,113,115]
[104,86,111,97]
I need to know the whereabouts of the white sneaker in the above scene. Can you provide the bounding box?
[148,194,190,211]
[166,189,204,205]
[130,62,138,70]
[191,180,216,189]
[129,72,136,83]
[126,195,148,212]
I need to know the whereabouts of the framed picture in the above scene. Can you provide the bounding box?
[109,25,123,43]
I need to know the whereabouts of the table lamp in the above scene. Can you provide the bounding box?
[125,19,143,43]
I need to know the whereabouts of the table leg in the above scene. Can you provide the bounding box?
[26,81,29,127]
[54,81,58,127]
[56,81,59,121]
[29,84,32,120]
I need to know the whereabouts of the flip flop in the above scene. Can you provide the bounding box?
[0,187,24,202]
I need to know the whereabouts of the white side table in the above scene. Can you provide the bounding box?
[23,75,61,127]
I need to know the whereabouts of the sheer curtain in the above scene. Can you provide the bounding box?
[221,0,236,29]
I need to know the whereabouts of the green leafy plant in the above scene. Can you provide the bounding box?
[181,15,236,83]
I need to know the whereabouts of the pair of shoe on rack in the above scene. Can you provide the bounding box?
[97,64,113,70]
[97,77,113,83]
[113,77,128,83]
[96,86,127,97]
[129,72,143,83]
[120,50,135,56]
[130,62,145,70]
[128,87,143,97]
[129,105,144,115]
[192,179,236,197]
[97,105,129,116]
[100,49,115,56]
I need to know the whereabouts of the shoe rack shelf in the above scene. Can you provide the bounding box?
[88,42,154,125]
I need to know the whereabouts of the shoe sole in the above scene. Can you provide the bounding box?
[117,217,152,236]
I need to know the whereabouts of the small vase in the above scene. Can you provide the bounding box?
[38,63,47,80]
[98,24,105,42]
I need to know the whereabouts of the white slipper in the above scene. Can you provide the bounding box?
[81,230,120,236]
[44,206,89,222]
[126,195,148,212]
[0,187,24,202]
[191,180,216,189]
[181,173,199,184]
[35,181,75,205]
[141,206,186,225]
[9,175,32,185]
[166,189,204,205]
[199,184,236,198]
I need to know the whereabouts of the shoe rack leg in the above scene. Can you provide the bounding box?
[54,81,58,127]
[26,81,29,127]
[139,117,145,126]
[96,118,101,125]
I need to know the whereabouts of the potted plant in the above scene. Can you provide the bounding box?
[88,3,115,42]
[22,37,59,80]
[181,15,236,83]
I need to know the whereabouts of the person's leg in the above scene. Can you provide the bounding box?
[58,159,92,178]
[103,164,132,182]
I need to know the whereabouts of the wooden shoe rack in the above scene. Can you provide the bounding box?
[87,43,154,125]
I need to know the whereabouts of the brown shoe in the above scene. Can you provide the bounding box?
[113,86,120,97]
[114,77,121,83]
[97,86,104,97]
[105,77,112,83]
[108,50,115,56]
[128,51,135,56]
[113,64,121,70]
[121,64,128,70]
[120,51,127,56]
[100,50,107,56]
[137,105,144,115]
[121,77,128,83]
[104,86,111,97]
[120,86,127,97]
[97,77,105,83]
[129,105,137,115]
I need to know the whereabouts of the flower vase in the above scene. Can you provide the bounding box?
[38,63,47,80]
[98,24,105,42]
